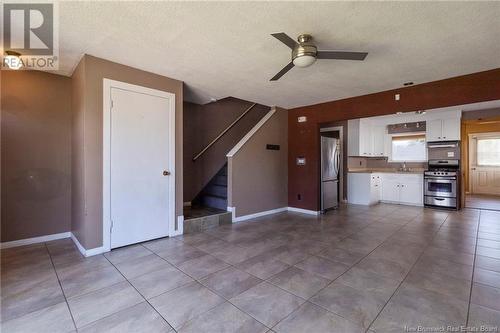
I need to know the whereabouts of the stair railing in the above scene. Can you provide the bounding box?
[192,103,257,161]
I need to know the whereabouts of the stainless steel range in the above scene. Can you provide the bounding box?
[424,141,461,210]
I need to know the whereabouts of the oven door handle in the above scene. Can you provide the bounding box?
[433,198,446,201]
[424,177,456,181]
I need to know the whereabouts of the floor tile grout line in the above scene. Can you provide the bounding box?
[101,250,179,333]
[161,209,402,330]
[466,209,482,327]
[44,243,78,332]
[4,206,486,332]
[362,211,452,332]
[268,209,428,331]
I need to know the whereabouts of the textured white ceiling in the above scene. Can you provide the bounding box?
[56,1,500,108]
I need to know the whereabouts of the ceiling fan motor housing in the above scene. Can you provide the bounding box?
[292,34,317,67]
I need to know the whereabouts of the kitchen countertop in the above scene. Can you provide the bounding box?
[348,168,425,174]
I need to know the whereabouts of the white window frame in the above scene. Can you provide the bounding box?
[388,132,427,163]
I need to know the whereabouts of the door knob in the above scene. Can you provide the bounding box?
[163,171,171,176]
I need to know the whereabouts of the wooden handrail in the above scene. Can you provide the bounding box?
[192,103,257,161]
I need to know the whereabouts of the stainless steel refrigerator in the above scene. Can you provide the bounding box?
[321,136,341,210]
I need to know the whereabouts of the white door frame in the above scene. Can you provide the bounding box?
[103,78,176,252]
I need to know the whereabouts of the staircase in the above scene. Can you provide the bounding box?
[196,164,228,210]
[184,164,231,234]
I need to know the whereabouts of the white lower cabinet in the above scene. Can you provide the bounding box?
[381,173,423,206]
[349,172,423,206]
[348,173,381,205]
[381,176,400,202]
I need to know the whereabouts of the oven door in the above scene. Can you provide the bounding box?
[424,177,457,197]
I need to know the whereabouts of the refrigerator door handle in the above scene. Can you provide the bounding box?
[334,151,340,177]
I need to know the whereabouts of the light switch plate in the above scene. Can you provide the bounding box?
[298,116,307,123]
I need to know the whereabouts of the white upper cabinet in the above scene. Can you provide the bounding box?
[348,119,387,157]
[441,118,461,141]
[426,119,443,142]
[372,125,386,157]
[426,117,460,142]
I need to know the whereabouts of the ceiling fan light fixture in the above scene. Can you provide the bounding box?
[293,55,316,68]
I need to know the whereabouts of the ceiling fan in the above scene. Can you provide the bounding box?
[270,33,368,81]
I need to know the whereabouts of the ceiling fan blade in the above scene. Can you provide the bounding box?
[270,62,294,81]
[316,51,368,60]
[271,33,298,49]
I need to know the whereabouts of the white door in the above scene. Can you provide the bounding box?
[441,118,460,141]
[110,87,173,248]
[426,119,442,141]
[470,134,500,196]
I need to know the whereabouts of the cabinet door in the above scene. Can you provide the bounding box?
[359,120,372,156]
[347,119,360,156]
[372,125,386,157]
[441,118,460,141]
[426,119,442,141]
[399,181,423,205]
[370,174,382,204]
[381,177,400,202]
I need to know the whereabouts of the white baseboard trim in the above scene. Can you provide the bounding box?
[70,233,106,257]
[287,207,321,216]
[170,215,184,236]
[0,232,71,249]
[230,207,288,223]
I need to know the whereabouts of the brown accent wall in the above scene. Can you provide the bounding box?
[183,98,269,202]
[71,55,183,249]
[1,71,72,242]
[228,108,288,217]
[289,68,500,211]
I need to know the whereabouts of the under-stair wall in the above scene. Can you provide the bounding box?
[183,97,269,203]
[227,107,288,221]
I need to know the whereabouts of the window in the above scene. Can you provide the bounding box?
[391,134,426,162]
[477,137,500,166]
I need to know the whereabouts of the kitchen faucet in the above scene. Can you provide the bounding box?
[399,161,409,172]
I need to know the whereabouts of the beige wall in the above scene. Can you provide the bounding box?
[1,71,72,242]
[228,107,288,217]
[183,98,269,202]
[71,58,87,245]
[71,55,183,249]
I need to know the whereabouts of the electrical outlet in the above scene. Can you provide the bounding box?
[297,194,302,200]
[395,94,400,101]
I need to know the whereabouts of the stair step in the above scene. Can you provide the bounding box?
[201,195,227,210]
[218,164,228,176]
[184,211,232,234]
[212,175,227,186]
[203,184,227,197]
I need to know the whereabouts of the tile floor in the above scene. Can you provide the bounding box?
[2,203,500,332]
[466,194,500,211]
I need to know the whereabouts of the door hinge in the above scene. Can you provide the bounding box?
[111,99,114,109]
[110,220,114,233]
